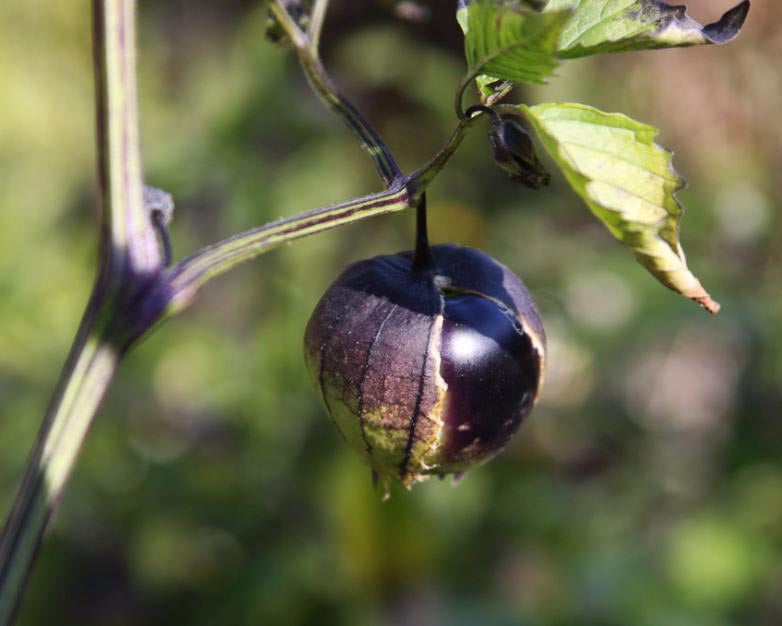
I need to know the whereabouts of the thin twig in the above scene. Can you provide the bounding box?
[165,113,480,309]
[270,0,403,186]
[308,0,329,52]
[166,183,411,313]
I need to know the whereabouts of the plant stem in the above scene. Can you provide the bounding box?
[411,194,433,271]
[163,2,486,308]
[166,182,411,313]
[0,1,161,622]
[308,0,329,53]
[165,114,480,310]
[465,104,502,126]
[93,0,160,273]
[0,299,119,625]
[270,1,403,186]
[455,69,480,120]
[407,113,480,191]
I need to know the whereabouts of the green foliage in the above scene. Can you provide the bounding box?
[458,0,750,97]
[521,102,719,313]
[456,0,749,312]
[461,5,568,83]
[458,2,570,102]
[550,0,750,58]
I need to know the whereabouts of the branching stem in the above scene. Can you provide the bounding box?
[308,0,329,53]
[165,113,480,310]
[455,68,482,120]
[0,303,119,626]
[0,1,159,622]
[0,3,487,623]
[166,182,411,314]
[465,104,502,126]
[270,1,403,186]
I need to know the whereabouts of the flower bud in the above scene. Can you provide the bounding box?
[304,244,545,490]
[489,117,551,189]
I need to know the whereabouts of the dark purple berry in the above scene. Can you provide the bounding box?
[304,244,545,489]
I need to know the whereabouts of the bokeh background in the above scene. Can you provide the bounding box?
[1,1,780,624]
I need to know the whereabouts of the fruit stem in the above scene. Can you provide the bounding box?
[464,104,502,126]
[412,193,433,271]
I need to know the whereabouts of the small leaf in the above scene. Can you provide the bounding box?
[457,2,507,103]
[476,76,514,106]
[460,1,572,87]
[549,0,750,59]
[521,102,719,313]
[457,2,530,104]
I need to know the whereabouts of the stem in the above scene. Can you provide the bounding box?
[270,1,403,187]
[0,2,162,622]
[407,113,481,192]
[455,68,481,120]
[93,0,159,273]
[164,0,491,311]
[0,299,119,625]
[151,211,173,267]
[308,0,329,53]
[464,104,502,126]
[411,194,433,271]
[166,183,410,313]
[164,113,480,308]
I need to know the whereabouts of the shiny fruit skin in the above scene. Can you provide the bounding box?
[304,244,545,488]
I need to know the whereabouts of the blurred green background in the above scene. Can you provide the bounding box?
[1,1,780,624]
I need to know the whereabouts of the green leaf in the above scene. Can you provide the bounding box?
[521,102,719,313]
[457,2,508,103]
[475,76,515,106]
[456,1,749,98]
[460,1,571,88]
[548,0,750,59]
